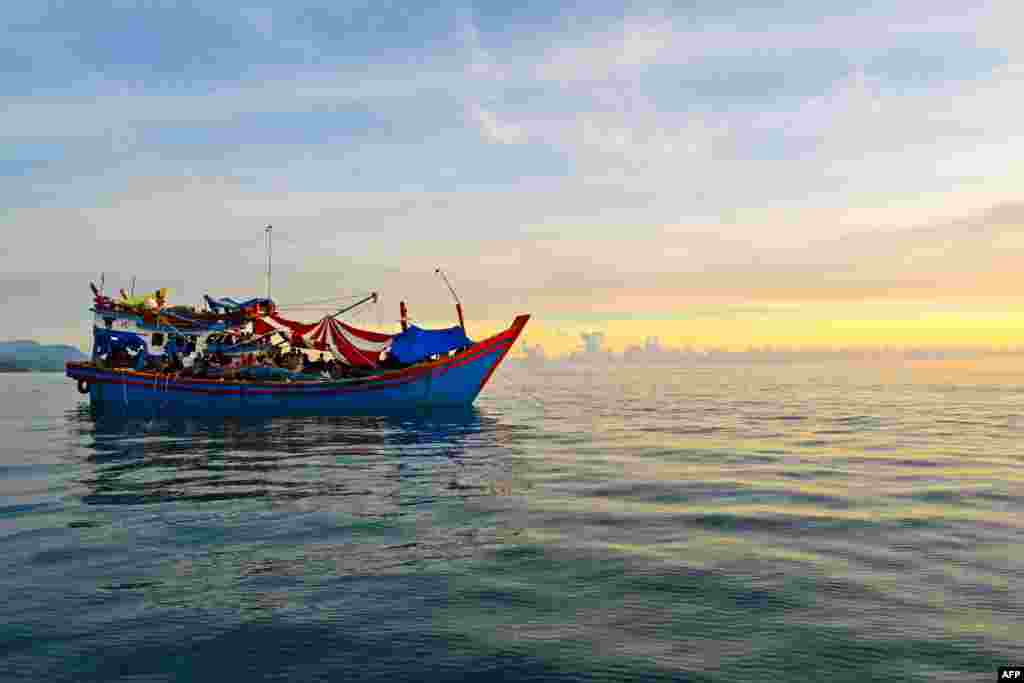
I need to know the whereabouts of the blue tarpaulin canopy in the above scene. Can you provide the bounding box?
[93,328,148,356]
[388,325,472,365]
[204,295,273,312]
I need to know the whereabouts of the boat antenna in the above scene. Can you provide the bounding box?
[435,268,466,331]
[129,276,136,298]
[265,225,273,302]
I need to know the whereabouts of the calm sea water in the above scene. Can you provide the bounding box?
[1,361,1021,682]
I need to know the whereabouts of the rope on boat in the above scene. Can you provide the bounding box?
[276,292,371,309]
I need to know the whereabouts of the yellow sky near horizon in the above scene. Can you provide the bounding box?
[42,304,1024,357]
[504,307,1024,355]
[371,305,1024,356]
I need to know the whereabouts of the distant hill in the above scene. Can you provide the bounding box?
[0,359,31,372]
[0,340,87,372]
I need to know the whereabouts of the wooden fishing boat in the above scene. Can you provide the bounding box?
[66,314,528,416]
[67,240,528,415]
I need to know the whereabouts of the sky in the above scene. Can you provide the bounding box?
[3,1,1024,355]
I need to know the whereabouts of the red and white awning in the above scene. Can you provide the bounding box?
[253,314,393,367]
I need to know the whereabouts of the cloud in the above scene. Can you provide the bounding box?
[5,1,1024,349]
[531,6,999,84]
[435,5,1022,225]
[4,2,1018,215]
[469,104,526,144]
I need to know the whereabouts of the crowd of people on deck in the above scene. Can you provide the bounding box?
[184,347,344,380]
[97,334,354,381]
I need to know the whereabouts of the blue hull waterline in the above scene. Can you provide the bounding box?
[68,315,529,416]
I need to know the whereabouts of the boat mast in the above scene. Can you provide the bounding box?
[436,268,466,331]
[265,225,273,302]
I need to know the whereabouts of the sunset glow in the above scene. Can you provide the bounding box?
[3,2,1024,354]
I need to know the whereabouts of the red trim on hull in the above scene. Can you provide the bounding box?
[67,315,529,400]
[475,314,529,394]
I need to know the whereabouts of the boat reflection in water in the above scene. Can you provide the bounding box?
[65,404,530,576]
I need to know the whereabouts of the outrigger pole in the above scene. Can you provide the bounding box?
[436,268,465,331]
[265,225,273,302]
[326,292,378,321]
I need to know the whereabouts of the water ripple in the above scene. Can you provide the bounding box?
[0,365,1020,681]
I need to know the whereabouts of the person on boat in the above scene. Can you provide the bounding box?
[308,353,326,373]
[164,336,180,369]
[378,349,403,369]
[327,360,344,379]
[180,349,195,373]
[120,347,135,367]
[163,352,183,373]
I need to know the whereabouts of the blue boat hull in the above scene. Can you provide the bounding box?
[67,315,528,417]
